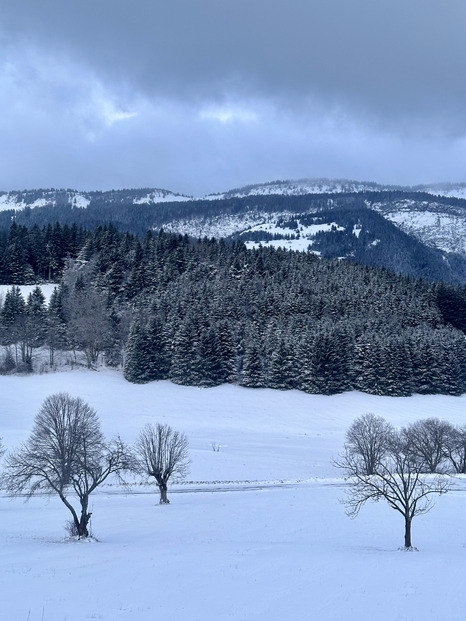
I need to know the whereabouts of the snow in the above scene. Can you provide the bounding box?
[384,210,466,254]
[242,220,344,252]
[0,192,76,212]
[133,190,192,204]
[0,188,191,214]
[161,213,286,240]
[0,193,37,212]
[422,183,466,200]
[202,178,407,200]
[1,370,466,620]
[71,194,91,209]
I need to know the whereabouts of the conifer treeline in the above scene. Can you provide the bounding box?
[1,225,465,396]
[0,222,88,283]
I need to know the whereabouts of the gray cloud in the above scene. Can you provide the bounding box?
[0,0,465,193]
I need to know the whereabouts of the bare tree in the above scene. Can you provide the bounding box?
[443,424,466,474]
[135,423,190,504]
[1,393,133,537]
[336,420,451,548]
[345,413,393,475]
[403,418,451,473]
[64,284,114,369]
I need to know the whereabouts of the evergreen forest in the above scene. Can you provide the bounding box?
[0,223,465,396]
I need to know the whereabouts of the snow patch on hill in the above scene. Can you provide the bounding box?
[70,193,91,208]
[241,219,345,252]
[160,212,286,239]
[370,199,466,254]
[420,183,466,200]
[133,190,192,204]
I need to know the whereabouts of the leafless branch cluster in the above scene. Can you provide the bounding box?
[1,393,133,538]
[336,414,453,548]
[0,393,191,537]
[135,423,190,504]
[402,418,466,474]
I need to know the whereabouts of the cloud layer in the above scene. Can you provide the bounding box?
[1,0,465,194]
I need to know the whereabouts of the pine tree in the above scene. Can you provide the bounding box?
[0,286,26,359]
[46,286,69,367]
[24,286,47,364]
[123,321,151,383]
[240,343,265,388]
[169,316,201,385]
[196,327,224,387]
[144,315,170,381]
[268,338,296,390]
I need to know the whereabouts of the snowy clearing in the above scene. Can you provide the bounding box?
[1,370,466,620]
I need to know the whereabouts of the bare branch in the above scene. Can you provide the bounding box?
[135,423,190,504]
[1,393,133,538]
[336,415,452,548]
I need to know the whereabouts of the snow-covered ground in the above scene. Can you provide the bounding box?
[383,210,466,254]
[242,220,344,252]
[1,371,466,621]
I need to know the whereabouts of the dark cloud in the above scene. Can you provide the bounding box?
[0,0,465,193]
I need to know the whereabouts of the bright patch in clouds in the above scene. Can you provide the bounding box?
[99,98,138,127]
[199,104,257,123]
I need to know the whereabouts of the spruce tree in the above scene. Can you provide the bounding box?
[144,315,170,381]
[123,321,151,383]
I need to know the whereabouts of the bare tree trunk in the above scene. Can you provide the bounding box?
[158,483,170,504]
[77,494,92,537]
[404,516,412,548]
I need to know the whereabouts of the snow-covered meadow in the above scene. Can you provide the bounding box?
[1,370,466,620]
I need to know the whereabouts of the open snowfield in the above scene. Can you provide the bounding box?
[1,370,466,621]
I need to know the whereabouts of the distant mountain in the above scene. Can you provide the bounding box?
[202,179,466,256]
[203,178,408,199]
[205,178,466,201]
[0,187,192,212]
[1,181,465,283]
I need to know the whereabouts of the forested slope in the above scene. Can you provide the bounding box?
[1,226,464,396]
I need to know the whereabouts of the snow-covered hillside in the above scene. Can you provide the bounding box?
[0,187,191,212]
[0,189,91,211]
[1,371,466,621]
[205,178,466,201]
[166,179,466,257]
[418,182,466,200]
[161,212,275,239]
[2,179,466,258]
[242,219,346,253]
[204,178,407,200]
[370,198,466,254]
[4,179,466,211]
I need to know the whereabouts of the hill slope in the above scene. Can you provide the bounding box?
[1,181,465,283]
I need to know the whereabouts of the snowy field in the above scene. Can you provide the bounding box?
[1,370,466,621]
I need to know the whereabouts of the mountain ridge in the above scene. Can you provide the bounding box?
[3,177,466,210]
[1,180,465,283]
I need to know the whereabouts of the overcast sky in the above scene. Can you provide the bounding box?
[1,0,465,196]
